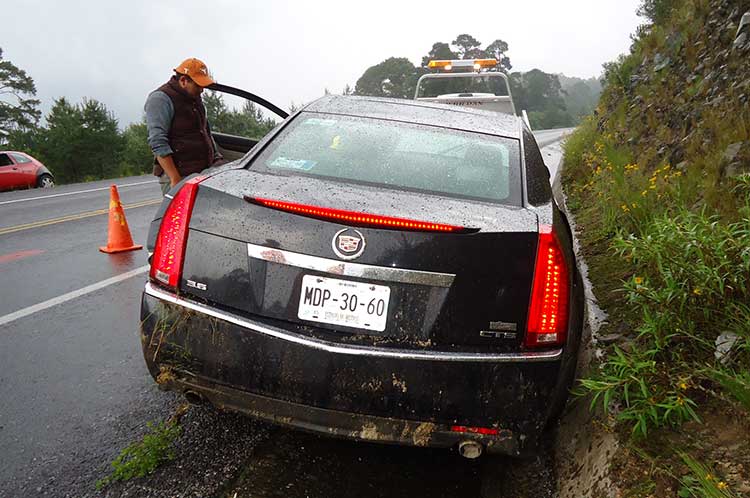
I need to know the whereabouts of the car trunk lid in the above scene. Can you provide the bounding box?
[179,169,538,351]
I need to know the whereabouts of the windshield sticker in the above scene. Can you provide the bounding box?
[269,157,317,171]
[302,118,337,127]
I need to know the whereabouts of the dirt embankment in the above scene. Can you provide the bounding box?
[552,1,750,496]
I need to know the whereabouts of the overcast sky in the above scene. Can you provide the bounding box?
[4,0,642,127]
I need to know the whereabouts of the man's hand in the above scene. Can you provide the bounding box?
[157,155,182,187]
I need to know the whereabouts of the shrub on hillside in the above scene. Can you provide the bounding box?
[580,179,750,436]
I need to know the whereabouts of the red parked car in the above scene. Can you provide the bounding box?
[0,151,54,191]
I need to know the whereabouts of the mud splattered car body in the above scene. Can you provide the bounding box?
[140,94,583,456]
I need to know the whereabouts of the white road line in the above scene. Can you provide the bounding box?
[0,180,156,206]
[0,265,149,328]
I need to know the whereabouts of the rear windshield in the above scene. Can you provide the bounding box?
[252,113,522,206]
[416,74,511,98]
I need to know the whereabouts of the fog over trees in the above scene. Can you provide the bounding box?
[355,33,601,129]
[0,48,272,183]
[0,36,601,184]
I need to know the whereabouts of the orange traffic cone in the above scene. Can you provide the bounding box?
[99,185,143,254]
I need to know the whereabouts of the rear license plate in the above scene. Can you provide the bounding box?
[298,275,390,332]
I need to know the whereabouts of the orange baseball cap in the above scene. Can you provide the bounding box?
[174,58,215,87]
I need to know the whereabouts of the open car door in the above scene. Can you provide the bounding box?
[206,83,289,161]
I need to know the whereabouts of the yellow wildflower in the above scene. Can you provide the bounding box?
[676,396,685,406]
[634,277,644,285]
[718,482,728,490]
[642,190,648,197]
[693,288,703,295]
[679,381,688,390]
[706,473,714,481]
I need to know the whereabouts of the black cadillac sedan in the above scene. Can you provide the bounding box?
[140,93,583,458]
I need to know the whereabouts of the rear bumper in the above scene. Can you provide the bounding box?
[160,371,520,454]
[141,282,570,455]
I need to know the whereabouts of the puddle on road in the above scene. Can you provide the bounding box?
[105,249,139,271]
[223,427,555,498]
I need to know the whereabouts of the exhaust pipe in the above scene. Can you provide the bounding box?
[183,390,205,405]
[458,440,483,459]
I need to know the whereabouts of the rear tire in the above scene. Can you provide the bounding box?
[38,174,54,189]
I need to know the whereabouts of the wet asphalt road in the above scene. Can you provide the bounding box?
[0,129,571,498]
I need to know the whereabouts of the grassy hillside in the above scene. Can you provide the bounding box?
[562,0,750,495]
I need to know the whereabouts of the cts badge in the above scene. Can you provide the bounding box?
[332,228,366,260]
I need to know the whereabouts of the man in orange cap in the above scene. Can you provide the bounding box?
[145,58,224,194]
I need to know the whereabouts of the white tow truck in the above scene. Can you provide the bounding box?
[414,58,531,127]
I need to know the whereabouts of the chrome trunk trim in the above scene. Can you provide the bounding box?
[144,282,563,363]
[247,242,455,288]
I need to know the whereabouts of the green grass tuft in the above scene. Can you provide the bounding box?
[96,421,182,490]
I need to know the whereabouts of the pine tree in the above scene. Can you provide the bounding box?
[0,47,41,141]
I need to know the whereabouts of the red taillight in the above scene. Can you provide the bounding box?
[150,176,206,289]
[246,197,469,233]
[525,224,569,348]
[450,425,500,436]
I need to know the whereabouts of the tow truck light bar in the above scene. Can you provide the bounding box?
[427,59,498,71]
